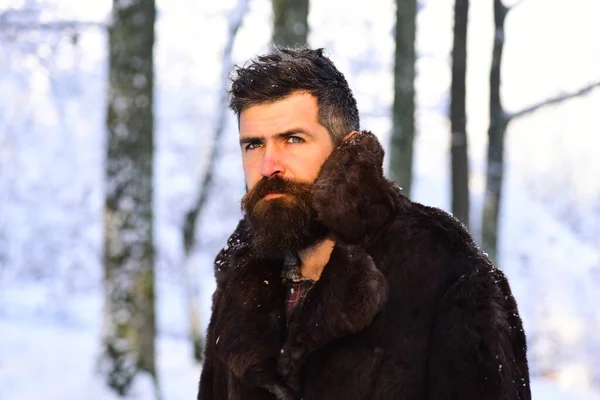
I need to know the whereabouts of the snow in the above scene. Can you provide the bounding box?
[1,314,597,400]
[531,379,600,400]
[0,318,200,400]
[1,0,600,399]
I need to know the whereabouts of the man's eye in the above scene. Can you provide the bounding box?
[245,141,262,150]
[287,136,304,144]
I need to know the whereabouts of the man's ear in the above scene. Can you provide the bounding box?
[343,131,359,142]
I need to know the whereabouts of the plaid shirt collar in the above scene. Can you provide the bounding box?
[281,253,313,283]
[281,253,315,324]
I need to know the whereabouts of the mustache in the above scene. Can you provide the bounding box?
[241,176,313,211]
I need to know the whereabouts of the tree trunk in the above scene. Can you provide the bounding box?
[272,0,309,48]
[450,0,470,228]
[101,0,157,396]
[482,0,508,265]
[388,0,417,197]
[481,1,600,265]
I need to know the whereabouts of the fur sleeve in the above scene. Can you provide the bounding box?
[426,267,531,400]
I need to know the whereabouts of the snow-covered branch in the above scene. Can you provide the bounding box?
[507,0,529,12]
[0,20,105,31]
[182,0,249,254]
[0,6,105,32]
[509,80,600,121]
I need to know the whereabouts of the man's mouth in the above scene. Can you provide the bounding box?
[263,193,285,200]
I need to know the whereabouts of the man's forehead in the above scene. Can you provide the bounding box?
[239,94,319,136]
[242,93,317,115]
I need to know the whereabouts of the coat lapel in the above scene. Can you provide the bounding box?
[213,221,389,398]
[212,221,289,395]
[277,243,389,391]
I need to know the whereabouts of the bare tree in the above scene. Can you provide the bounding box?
[388,0,417,197]
[482,0,600,264]
[100,0,158,396]
[450,0,470,228]
[272,0,309,47]
[182,0,249,362]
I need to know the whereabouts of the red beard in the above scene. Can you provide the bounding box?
[241,176,327,259]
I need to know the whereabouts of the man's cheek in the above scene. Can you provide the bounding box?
[242,163,258,190]
[244,178,258,194]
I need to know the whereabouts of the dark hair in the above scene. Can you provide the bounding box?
[229,47,359,144]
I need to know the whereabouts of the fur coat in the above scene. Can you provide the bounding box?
[197,131,531,400]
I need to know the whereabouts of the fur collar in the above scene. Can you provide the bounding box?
[212,220,388,397]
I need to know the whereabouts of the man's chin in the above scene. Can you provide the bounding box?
[249,229,311,259]
[247,218,327,259]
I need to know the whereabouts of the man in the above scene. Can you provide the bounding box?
[198,47,530,400]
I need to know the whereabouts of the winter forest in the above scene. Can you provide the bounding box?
[1,0,600,398]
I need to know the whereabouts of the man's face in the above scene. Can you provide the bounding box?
[239,92,334,191]
[238,92,335,258]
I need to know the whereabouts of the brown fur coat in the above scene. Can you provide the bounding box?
[197,131,531,400]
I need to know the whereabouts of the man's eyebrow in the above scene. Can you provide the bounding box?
[275,128,312,139]
[239,129,312,146]
[239,135,263,146]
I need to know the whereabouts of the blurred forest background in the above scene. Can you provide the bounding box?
[1,0,600,399]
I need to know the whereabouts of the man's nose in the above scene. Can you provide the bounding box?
[260,147,285,178]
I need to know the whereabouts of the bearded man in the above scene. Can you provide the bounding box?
[197,47,531,400]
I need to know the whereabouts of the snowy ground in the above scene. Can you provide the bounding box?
[2,316,599,400]
[1,0,600,399]
[0,317,200,400]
